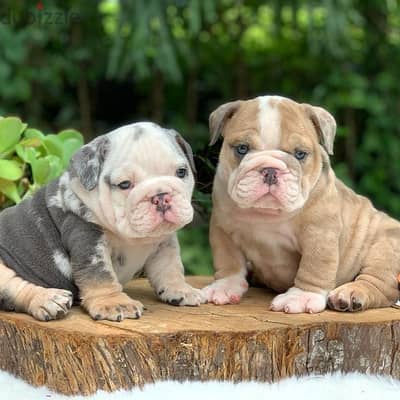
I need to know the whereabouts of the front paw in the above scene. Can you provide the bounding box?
[28,288,73,321]
[270,287,327,314]
[201,275,249,305]
[84,292,144,321]
[158,283,206,306]
[327,283,368,312]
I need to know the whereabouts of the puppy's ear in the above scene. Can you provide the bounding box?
[69,136,110,191]
[209,100,242,146]
[302,104,336,155]
[173,131,197,175]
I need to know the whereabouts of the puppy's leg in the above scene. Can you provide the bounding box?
[62,216,143,321]
[146,235,206,306]
[201,220,249,305]
[0,262,73,321]
[271,223,340,313]
[328,237,399,312]
[74,251,144,321]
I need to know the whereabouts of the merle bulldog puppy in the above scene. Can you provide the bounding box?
[0,122,205,321]
[203,95,400,313]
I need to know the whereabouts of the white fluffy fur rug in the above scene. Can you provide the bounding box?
[1,371,399,399]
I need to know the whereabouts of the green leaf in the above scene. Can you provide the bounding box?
[19,137,42,148]
[44,155,63,182]
[30,157,51,185]
[0,117,25,154]
[0,178,21,203]
[57,129,84,144]
[24,128,44,140]
[42,134,64,158]
[61,138,83,167]
[15,144,40,164]
[0,159,23,180]
[30,155,64,185]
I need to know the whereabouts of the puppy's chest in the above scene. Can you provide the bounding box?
[107,239,158,284]
[230,220,301,288]
[231,220,299,254]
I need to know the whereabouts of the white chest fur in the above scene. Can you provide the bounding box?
[105,232,160,285]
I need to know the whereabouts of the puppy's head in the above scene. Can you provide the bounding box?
[210,96,336,214]
[69,122,195,238]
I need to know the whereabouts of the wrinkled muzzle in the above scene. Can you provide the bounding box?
[117,177,193,238]
[228,150,305,212]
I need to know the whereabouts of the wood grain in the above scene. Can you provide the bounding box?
[0,276,399,394]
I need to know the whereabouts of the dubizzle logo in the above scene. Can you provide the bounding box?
[0,2,81,25]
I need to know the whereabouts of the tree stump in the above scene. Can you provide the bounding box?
[0,276,399,395]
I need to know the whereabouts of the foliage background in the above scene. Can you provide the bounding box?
[0,0,399,275]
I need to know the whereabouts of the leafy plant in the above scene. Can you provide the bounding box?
[0,116,83,209]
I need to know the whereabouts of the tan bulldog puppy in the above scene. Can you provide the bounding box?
[202,95,400,313]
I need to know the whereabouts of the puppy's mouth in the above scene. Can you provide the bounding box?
[149,192,185,225]
[251,191,283,210]
[154,207,180,225]
[125,192,194,237]
[230,162,302,212]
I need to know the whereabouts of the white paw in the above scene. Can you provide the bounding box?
[158,283,207,306]
[201,275,249,305]
[270,287,327,314]
[28,288,73,321]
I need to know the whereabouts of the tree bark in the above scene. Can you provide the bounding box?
[0,276,399,395]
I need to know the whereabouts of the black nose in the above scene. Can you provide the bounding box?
[151,192,171,213]
[262,167,278,185]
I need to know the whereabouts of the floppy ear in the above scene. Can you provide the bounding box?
[302,104,336,155]
[173,131,197,175]
[209,100,242,146]
[69,136,110,191]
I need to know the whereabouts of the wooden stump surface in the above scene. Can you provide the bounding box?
[0,276,400,395]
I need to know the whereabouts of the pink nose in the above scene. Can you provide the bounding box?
[151,192,172,213]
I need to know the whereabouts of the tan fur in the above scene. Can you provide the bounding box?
[80,281,143,321]
[0,262,72,321]
[205,95,400,313]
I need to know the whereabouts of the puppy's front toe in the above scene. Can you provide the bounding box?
[84,292,144,321]
[201,275,249,305]
[328,283,368,312]
[28,288,73,321]
[158,284,206,306]
[270,287,327,314]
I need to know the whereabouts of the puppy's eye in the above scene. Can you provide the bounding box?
[235,144,249,156]
[176,167,188,178]
[294,150,308,161]
[117,180,132,190]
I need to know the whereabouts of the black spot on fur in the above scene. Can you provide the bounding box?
[117,253,125,267]
[0,292,15,311]
[351,299,362,311]
[322,159,330,173]
[167,297,184,306]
